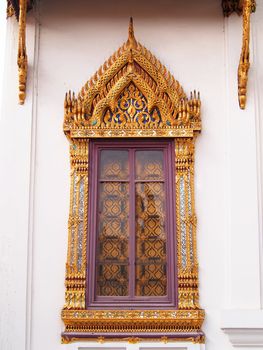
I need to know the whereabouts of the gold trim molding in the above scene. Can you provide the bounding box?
[62,18,204,342]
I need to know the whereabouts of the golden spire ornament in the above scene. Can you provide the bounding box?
[127,17,137,49]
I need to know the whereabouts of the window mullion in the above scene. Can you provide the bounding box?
[128,148,136,299]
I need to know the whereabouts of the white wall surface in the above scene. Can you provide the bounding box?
[0,1,7,108]
[0,0,262,350]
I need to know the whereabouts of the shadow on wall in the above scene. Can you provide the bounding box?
[40,0,222,21]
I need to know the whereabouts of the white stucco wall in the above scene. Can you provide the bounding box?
[0,1,7,109]
[0,1,262,350]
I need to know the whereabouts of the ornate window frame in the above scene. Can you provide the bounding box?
[61,19,205,344]
[87,139,177,308]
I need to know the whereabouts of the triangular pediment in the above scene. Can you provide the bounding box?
[64,18,201,139]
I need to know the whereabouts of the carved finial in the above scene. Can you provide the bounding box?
[127,17,137,49]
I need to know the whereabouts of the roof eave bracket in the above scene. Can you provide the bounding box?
[17,0,27,105]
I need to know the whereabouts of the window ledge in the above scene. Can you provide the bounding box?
[221,310,263,347]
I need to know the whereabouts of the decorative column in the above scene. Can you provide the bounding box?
[64,139,89,310]
[175,137,200,310]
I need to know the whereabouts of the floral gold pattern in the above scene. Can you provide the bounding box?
[62,18,204,343]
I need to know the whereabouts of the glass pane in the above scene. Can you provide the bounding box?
[100,150,128,180]
[97,264,129,297]
[135,150,164,180]
[135,182,167,296]
[96,182,129,296]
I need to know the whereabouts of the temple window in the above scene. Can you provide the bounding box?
[62,19,204,343]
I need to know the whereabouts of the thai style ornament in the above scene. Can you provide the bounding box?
[17,0,27,104]
[222,0,256,16]
[62,18,204,344]
[237,0,254,109]
[7,0,15,18]
[7,0,255,108]
[6,0,28,104]
[222,0,256,109]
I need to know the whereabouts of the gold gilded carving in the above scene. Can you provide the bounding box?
[62,309,204,320]
[61,335,205,345]
[61,336,72,344]
[71,128,193,138]
[64,139,89,310]
[61,309,205,340]
[222,0,256,16]
[175,138,200,310]
[222,0,255,109]
[128,338,140,344]
[238,0,254,109]
[17,0,27,104]
[7,0,15,18]
[63,18,204,341]
[64,18,201,139]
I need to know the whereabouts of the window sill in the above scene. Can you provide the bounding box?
[61,308,205,343]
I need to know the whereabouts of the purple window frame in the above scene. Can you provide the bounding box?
[87,139,178,309]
